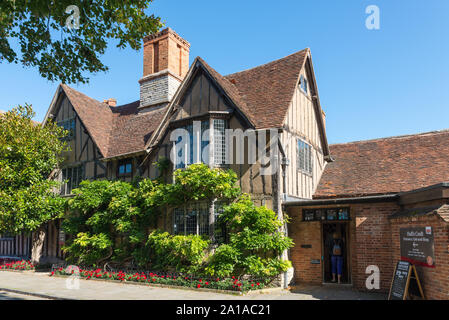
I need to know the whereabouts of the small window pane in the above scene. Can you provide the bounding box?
[214,119,227,166]
[326,209,338,221]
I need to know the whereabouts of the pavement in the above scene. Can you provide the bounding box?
[0,289,48,300]
[0,271,386,300]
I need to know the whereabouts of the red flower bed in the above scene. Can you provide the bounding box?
[0,260,34,271]
[50,267,268,292]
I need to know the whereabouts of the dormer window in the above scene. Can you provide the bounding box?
[300,75,308,95]
[118,160,133,177]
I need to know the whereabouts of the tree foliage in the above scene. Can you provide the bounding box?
[63,179,155,266]
[0,105,67,233]
[146,231,209,273]
[0,0,163,83]
[62,164,293,279]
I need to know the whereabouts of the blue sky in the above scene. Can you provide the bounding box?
[1,0,448,144]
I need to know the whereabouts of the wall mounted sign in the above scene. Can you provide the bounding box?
[310,259,321,265]
[58,230,66,246]
[400,227,435,268]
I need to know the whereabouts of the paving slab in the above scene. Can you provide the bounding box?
[0,271,386,300]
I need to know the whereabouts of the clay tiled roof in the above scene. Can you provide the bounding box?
[60,85,167,159]
[390,204,449,223]
[60,49,319,159]
[315,130,449,199]
[61,84,113,157]
[107,102,167,158]
[225,49,308,129]
[196,57,255,127]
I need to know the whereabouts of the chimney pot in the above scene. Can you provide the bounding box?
[104,98,117,107]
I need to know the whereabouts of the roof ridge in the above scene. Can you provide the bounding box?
[224,48,309,78]
[330,128,449,146]
[61,84,104,106]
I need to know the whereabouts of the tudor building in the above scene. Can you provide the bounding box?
[1,28,449,299]
[0,28,330,264]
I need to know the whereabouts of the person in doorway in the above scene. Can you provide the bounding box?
[330,232,344,284]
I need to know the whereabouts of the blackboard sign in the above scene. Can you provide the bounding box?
[388,261,425,300]
[400,227,435,268]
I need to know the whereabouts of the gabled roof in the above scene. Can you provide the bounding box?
[44,49,330,162]
[145,51,330,159]
[225,49,308,129]
[44,84,167,159]
[315,130,449,199]
[107,102,167,158]
[61,84,114,157]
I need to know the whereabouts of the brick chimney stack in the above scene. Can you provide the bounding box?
[139,28,190,110]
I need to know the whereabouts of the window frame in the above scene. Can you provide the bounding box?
[302,208,351,222]
[117,160,133,177]
[212,118,228,167]
[173,202,210,236]
[297,138,313,175]
[60,165,84,196]
[57,118,76,141]
[173,118,229,170]
[300,75,308,95]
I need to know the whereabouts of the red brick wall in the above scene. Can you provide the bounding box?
[288,202,398,291]
[390,214,449,300]
[351,202,398,292]
[287,208,322,284]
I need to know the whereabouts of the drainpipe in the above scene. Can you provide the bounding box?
[278,138,290,289]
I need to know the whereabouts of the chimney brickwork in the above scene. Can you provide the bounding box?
[139,28,190,109]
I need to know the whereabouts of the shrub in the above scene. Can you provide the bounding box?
[205,244,240,277]
[63,232,113,266]
[205,194,294,278]
[147,231,209,273]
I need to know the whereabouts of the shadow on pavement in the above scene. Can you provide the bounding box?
[289,284,387,300]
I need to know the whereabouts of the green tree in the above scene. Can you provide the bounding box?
[0,105,67,262]
[0,0,163,84]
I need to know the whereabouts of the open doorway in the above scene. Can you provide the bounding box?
[322,222,350,284]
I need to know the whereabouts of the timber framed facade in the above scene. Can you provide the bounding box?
[2,27,449,299]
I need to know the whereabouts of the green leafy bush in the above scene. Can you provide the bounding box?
[205,244,240,277]
[205,194,294,278]
[147,231,209,273]
[62,179,156,267]
[64,232,113,266]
